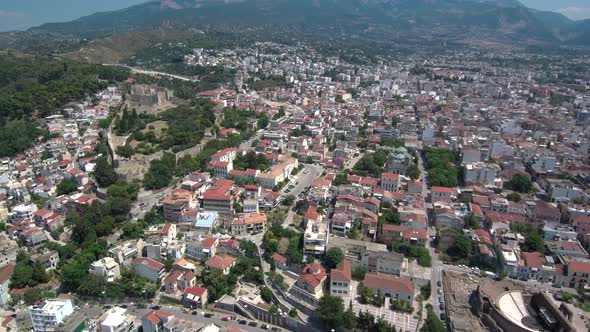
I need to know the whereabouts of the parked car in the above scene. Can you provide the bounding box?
[437,281,442,287]
[440,313,446,321]
[204,313,213,318]
[191,311,197,316]
[438,288,443,295]
[238,320,247,325]
[248,322,258,327]
[439,297,444,304]
[439,304,444,310]
[221,316,230,321]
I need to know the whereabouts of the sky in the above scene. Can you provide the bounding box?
[0,0,589,32]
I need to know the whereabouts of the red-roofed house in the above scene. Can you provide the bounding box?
[363,273,415,303]
[205,255,236,275]
[182,286,208,309]
[518,252,556,283]
[141,311,174,332]
[201,179,236,212]
[293,262,327,305]
[164,270,197,296]
[131,258,165,282]
[330,259,352,298]
[559,261,590,288]
[271,253,287,270]
[380,224,427,247]
[230,213,266,235]
[431,186,457,201]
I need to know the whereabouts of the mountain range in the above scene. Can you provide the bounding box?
[13,0,590,47]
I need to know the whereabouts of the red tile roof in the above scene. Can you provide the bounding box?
[431,186,457,194]
[132,257,165,271]
[363,273,415,295]
[206,255,236,270]
[271,253,287,265]
[522,252,545,269]
[568,261,590,274]
[0,264,15,284]
[331,259,352,282]
[305,206,320,221]
[201,237,218,248]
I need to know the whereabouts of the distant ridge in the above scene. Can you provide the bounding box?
[23,0,590,46]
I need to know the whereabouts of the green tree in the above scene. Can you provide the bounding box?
[261,286,273,303]
[360,285,373,304]
[511,174,532,193]
[116,145,134,158]
[506,192,522,202]
[421,281,432,300]
[289,307,298,318]
[352,266,368,280]
[282,195,296,206]
[93,155,117,188]
[522,232,544,252]
[326,247,344,269]
[343,300,356,329]
[56,178,78,195]
[424,305,446,332]
[448,235,472,260]
[318,295,345,329]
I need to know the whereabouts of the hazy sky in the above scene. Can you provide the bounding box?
[0,0,589,32]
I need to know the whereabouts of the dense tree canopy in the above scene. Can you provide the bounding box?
[447,235,472,260]
[511,174,533,193]
[326,247,344,269]
[424,147,459,187]
[56,178,78,196]
[93,155,117,188]
[0,54,129,157]
[522,231,545,253]
[353,149,389,177]
[318,295,345,329]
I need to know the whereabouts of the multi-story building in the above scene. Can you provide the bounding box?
[0,264,14,308]
[303,206,328,257]
[89,257,121,283]
[131,258,165,282]
[256,157,298,188]
[559,261,590,289]
[185,236,218,261]
[363,273,415,304]
[201,179,235,212]
[546,179,583,202]
[380,173,400,192]
[330,259,352,297]
[230,213,266,235]
[380,224,428,247]
[162,189,195,223]
[464,162,500,187]
[29,299,74,332]
[100,307,134,332]
[0,236,18,269]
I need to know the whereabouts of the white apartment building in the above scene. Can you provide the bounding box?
[464,162,500,187]
[30,299,74,332]
[89,257,121,283]
[100,307,134,332]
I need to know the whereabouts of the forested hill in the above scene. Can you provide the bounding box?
[0,54,130,157]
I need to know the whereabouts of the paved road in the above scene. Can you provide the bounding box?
[103,64,199,82]
[124,304,273,332]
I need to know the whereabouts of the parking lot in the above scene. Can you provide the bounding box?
[344,281,420,332]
